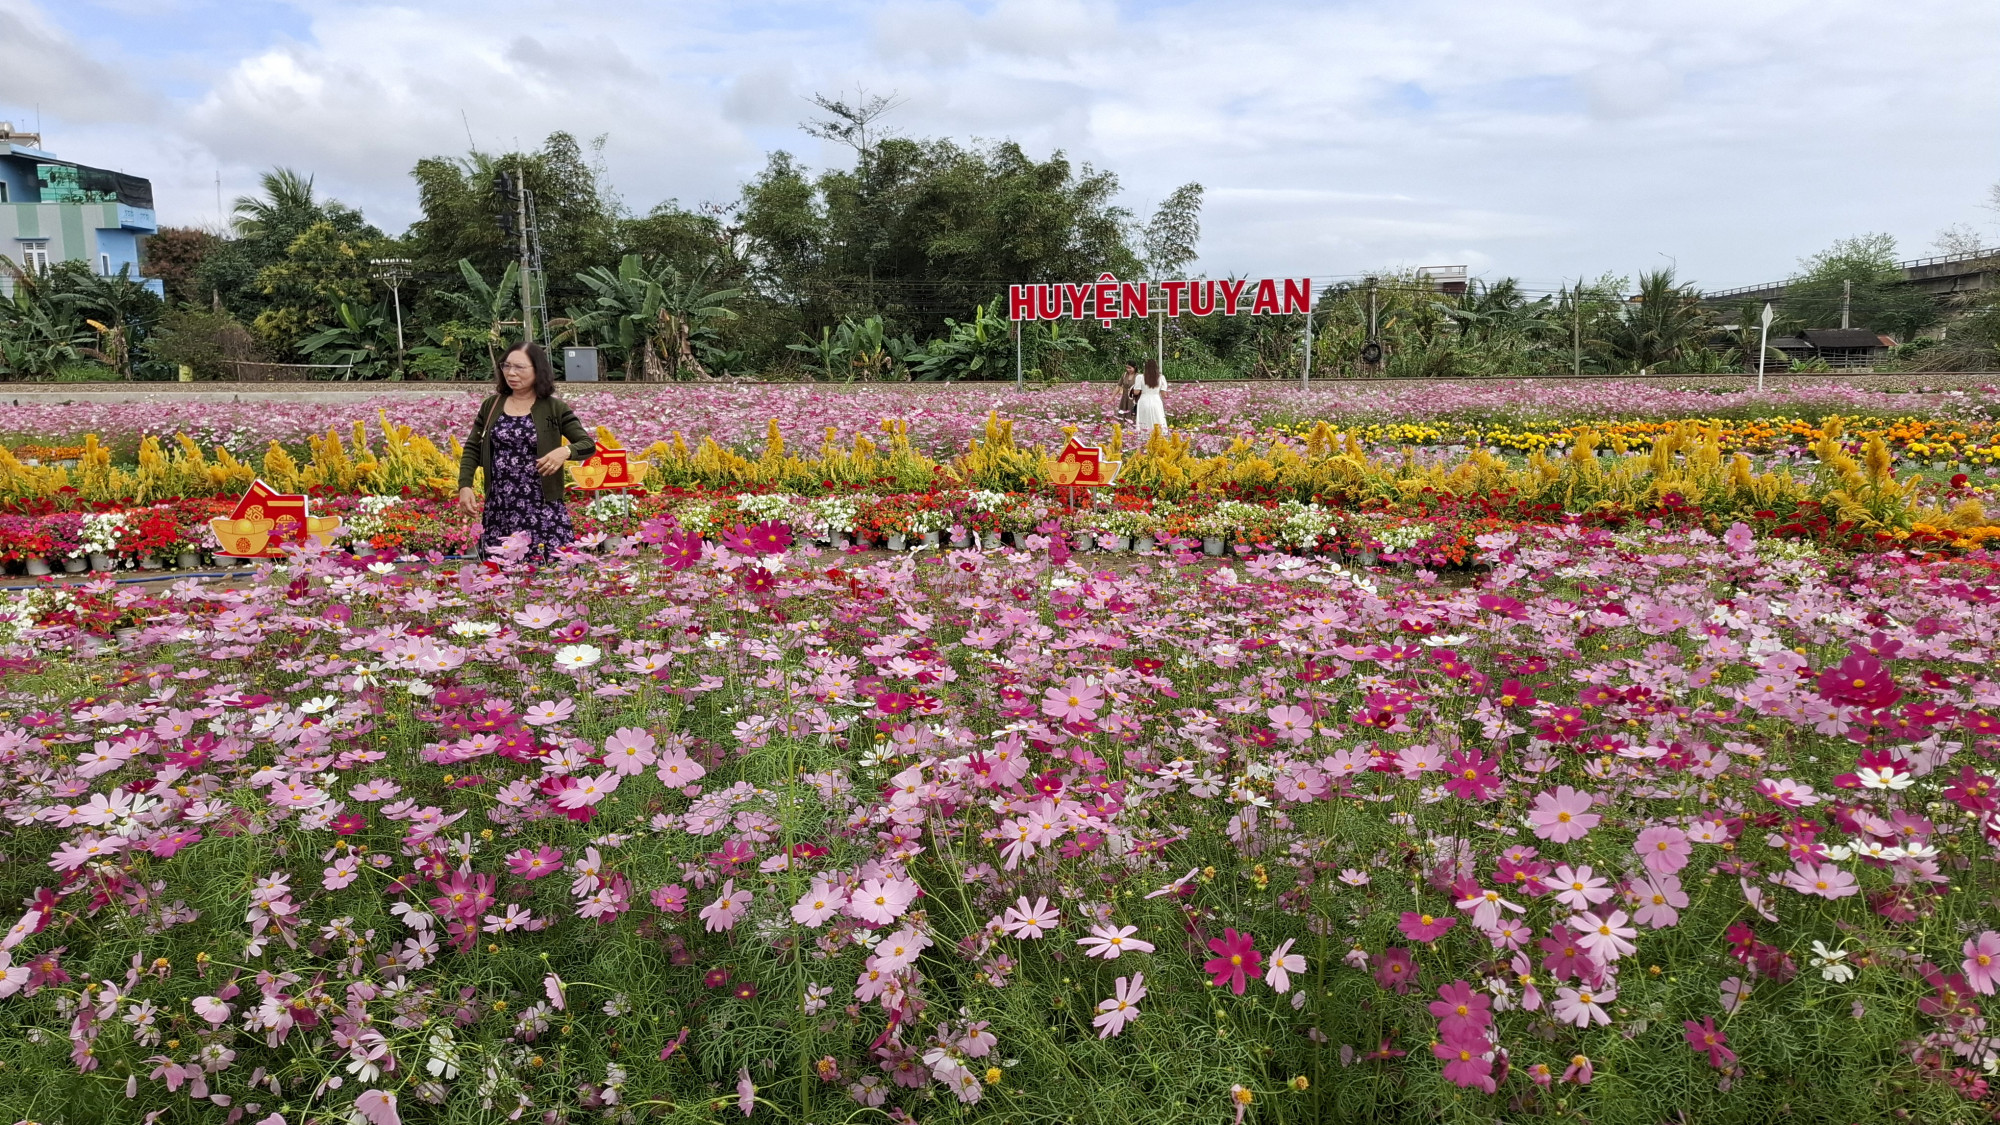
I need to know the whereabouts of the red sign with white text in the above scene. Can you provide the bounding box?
[1009,272,1313,322]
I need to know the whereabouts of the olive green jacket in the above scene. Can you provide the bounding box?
[456,394,596,505]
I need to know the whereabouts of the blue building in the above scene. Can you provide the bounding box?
[0,123,161,296]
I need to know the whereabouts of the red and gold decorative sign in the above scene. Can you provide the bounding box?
[565,433,650,491]
[1051,435,1121,489]
[210,479,343,558]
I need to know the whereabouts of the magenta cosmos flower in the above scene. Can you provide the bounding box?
[1203,929,1262,995]
[1683,1016,1735,1069]
[1398,911,1457,943]
[1374,946,1417,993]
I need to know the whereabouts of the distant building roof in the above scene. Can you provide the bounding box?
[1802,329,1893,349]
[1768,336,1813,351]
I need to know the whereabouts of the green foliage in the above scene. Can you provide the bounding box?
[572,254,741,380]
[297,299,398,378]
[1788,233,1938,339]
[141,305,263,380]
[0,260,162,379]
[738,138,1141,341]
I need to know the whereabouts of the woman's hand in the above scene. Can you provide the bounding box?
[535,446,572,477]
[458,486,480,517]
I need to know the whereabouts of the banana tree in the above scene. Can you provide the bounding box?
[574,255,740,381]
[297,300,395,379]
[788,324,850,382]
[0,261,98,378]
[434,259,521,370]
[910,302,1010,382]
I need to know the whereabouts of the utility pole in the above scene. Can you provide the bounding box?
[1572,281,1582,377]
[1840,279,1851,330]
[1300,290,1313,388]
[514,163,535,343]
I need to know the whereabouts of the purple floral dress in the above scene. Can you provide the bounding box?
[481,413,575,558]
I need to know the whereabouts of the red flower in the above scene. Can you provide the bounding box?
[1815,653,1902,710]
[1202,928,1262,995]
[333,814,366,836]
[660,530,704,572]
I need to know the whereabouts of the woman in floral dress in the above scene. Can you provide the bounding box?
[456,342,595,559]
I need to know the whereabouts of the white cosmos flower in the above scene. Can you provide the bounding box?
[1810,941,1854,983]
[297,696,340,714]
[449,621,501,638]
[404,679,435,696]
[366,562,397,575]
[553,644,603,671]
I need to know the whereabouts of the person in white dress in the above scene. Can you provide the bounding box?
[1132,358,1168,443]
[1136,354,1168,442]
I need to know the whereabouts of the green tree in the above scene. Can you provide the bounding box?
[192,169,378,328]
[249,221,396,360]
[1142,183,1204,278]
[404,133,618,314]
[1786,233,1936,339]
[736,139,1142,341]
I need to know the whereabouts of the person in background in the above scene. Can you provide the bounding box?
[1115,360,1140,425]
[1132,357,1169,443]
[457,342,596,559]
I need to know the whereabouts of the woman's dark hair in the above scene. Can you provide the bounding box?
[496,341,556,399]
[1143,357,1162,388]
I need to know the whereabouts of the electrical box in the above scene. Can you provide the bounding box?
[562,347,598,382]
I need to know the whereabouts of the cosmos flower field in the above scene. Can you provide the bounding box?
[1,509,1999,1125]
[1,376,1999,1123]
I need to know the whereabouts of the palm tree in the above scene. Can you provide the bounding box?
[230,168,321,240]
[1609,269,1708,373]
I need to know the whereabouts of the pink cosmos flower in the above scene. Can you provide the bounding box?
[649,885,688,914]
[1962,931,2000,995]
[1077,924,1155,960]
[1781,861,1859,900]
[1631,873,1688,929]
[1093,972,1146,1038]
[700,879,752,932]
[1398,911,1457,943]
[506,845,565,880]
[1265,938,1306,993]
[1441,750,1501,801]
[1265,704,1314,743]
[1552,983,1615,1027]
[1633,825,1692,876]
[1528,786,1599,843]
[791,880,849,928]
[1569,910,1638,962]
[1040,677,1104,723]
[848,877,919,926]
[1203,929,1262,995]
[553,771,619,809]
[602,727,658,775]
[354,1089,401,1125]
[1550,864,1613,911]
[1000,896,1060,940]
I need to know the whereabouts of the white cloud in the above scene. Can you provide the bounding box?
[3,0,1994,290]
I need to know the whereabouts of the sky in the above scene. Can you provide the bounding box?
[3,0,1996,294]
